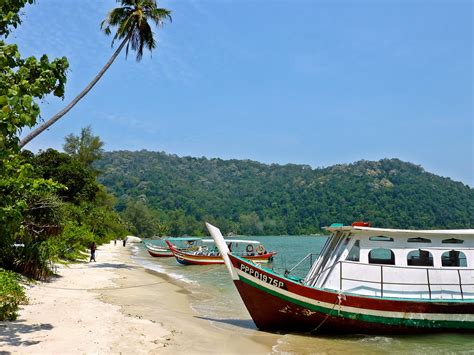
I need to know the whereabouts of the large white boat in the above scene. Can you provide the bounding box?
[207,222,474,333]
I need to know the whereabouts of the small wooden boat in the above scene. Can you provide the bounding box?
[206,222,474,334]
[144,242,173,257]
[144,237,203,258]
[165,239,276,265]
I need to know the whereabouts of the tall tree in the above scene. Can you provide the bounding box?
[0,0,69,278]
[63,126,104,168]
[19,0,171,148]
[34,148,99,203]
[122,200,158,238]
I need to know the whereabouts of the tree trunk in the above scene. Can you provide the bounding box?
[19,35,130,148]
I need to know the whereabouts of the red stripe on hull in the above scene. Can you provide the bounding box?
[175,254,274,265]
[146,250,174,257]
[233,279,453,334]
[176,258,222,265]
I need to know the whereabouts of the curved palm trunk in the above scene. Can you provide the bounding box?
[19,35,130,148]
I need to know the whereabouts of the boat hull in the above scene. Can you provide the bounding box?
[144,243,174,258]
[146,249,174,257]
[230,254,474,334]
[174,251,276,265]
[167,241,276,265]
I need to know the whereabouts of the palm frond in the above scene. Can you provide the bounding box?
[147,8,172,26]
[119,0,137,6]
[101,0,171,61]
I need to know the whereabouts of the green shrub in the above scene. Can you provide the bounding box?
[0,269,28,321]
[57,222,95,261]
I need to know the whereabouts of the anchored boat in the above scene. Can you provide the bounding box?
[144,242,173,257]
[144,237,203,258]
[166,238,276,265]
[206,222,474,334]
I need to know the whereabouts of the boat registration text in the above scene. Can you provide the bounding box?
[240,264,285,288]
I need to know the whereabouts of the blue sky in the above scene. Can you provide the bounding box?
[12,0,473,186]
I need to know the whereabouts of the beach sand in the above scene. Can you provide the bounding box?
[0,243,278,354]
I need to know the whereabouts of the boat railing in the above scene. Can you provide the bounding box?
[304,259,340,285]
[285,253,320,277]
[313,261,474,300]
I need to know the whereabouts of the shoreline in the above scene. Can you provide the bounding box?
[0,242,278,354]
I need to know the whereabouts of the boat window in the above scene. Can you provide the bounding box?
[442,250,467,267]
[368,248,395,265]
[442,238,464,244]
[346,240,360,262]
[407,237,431,243]
[369,236,394,242]
[407,249,433,267]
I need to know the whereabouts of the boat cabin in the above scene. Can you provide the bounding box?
[304,224,474,300]
[164,237,269,257]
[199,239,268,257]
[168,237,203,247]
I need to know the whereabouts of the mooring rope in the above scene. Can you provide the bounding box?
[311,291,344,333]
[36,281,168,291]
[35,262,220,291]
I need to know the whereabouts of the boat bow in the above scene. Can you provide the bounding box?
[205,222,239,280]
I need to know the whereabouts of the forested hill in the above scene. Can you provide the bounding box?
[95,151,473,236]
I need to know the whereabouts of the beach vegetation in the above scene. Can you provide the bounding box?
[1,145,129,279]
[1,0,69,279]
[0,11,70,278]
[31,149,99,204]
[19,0,171,148]
[0,269,28,321]
[1,0,129,283]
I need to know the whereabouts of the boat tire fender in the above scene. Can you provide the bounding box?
[246,244,254,253]
[256,245,265,255]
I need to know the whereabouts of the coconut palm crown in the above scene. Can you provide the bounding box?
[101,0,172,61]
[19,0,171,148]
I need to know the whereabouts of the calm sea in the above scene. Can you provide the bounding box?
[131,236,474,353]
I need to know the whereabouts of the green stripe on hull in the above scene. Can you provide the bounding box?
[239,274,474,330]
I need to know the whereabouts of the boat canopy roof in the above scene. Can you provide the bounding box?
[325,226,474,238]
[225,239,261,244]
[163,237,261,244]
[202,239,261,244]
[165,237,203,242]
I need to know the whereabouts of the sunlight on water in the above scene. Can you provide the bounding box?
[273,333,474,354]
[134,236,474,353]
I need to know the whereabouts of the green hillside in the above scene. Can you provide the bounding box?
[95,151,473,236]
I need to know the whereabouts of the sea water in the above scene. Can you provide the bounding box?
[132,236,474,353]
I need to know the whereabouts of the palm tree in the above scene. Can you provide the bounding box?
[19,0,171,148]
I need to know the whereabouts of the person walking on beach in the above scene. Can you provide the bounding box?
[114,239,117,246]
[90,242,97,262]
[123,237,127,247]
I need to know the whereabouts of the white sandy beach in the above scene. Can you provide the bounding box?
[0,243,277,354]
